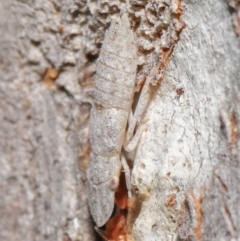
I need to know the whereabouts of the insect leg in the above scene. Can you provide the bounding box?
[128,110,133,126]
[121,155,132,198]
[124,67,157,150]
[124,123,147,152]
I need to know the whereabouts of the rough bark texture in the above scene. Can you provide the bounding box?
[0,0,240,241]
[132,1,240,240]
[0,1,94,241]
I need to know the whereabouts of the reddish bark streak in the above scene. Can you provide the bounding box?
[189,190,203,240]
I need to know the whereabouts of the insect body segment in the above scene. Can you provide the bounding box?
[87,14,137,227]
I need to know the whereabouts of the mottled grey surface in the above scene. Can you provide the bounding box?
[87,14,137,227]
[0,1,94,241]
[131,0,240,240]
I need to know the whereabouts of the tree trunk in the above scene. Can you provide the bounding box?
[0,0,239,241]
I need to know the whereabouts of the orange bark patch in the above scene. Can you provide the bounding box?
[135,78,146,93]
[115,172,128,210]
[176,87,184,96]
[42,68,58,87]
[58,25,64,34]
[165,193,177,207]
[97,211,127,241]
[229,113,238,145]
[189,190,203,240]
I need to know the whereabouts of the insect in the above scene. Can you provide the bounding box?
[87,13,155,227]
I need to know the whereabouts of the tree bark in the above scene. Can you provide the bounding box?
[0,1,94,241]
[132,1,240,240]
[0,0,240,241]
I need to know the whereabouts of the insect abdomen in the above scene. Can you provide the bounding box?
[90,14,137,154]
[92,14,137,110]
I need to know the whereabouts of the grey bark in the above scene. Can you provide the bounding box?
[0,1,240,241]
[0,1,94,241]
